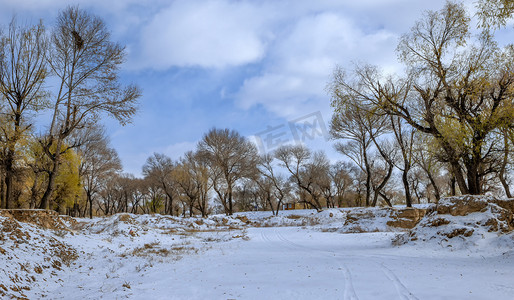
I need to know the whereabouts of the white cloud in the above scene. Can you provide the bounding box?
[235,11,399,119]
[137,0,271,69]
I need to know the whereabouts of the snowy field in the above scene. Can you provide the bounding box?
[2,204,514,300]
[51,228,514,300]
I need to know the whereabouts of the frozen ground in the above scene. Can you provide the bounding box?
[2,208,514,299]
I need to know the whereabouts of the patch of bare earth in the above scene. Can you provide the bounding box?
[393,196,514,248]
[0,210,78,299]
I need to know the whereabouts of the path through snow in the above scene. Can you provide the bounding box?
[47,226,514,300]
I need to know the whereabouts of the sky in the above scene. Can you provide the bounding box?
[1,0,510,177]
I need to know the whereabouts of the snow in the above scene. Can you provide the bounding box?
[1,205,514,299]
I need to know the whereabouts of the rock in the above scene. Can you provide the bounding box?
[435,196,513,232]
[443,228,474,238]
[487,204,513,232]
[344,210,376,225]
[236,215,250,224]
[386,208,429,229]
[490,199,514,214]
[400,195,514,248]
[426,217,451,227]
[436,195,490,216]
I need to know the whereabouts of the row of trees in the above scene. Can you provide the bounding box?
[0,120,455,217]
[0,6,140,211]
[94,0,514,217]
[86,127,464,217]
[329,1,514,205]
[1,1,512,217]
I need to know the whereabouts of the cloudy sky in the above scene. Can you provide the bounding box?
[2,0,508,176]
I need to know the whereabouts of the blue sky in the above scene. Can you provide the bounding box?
[2,0,508,176]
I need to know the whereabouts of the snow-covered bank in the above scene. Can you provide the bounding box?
[1,195,513,299]
[0,214,77,299]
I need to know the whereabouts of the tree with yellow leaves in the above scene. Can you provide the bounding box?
[0,19,48,209]
[24,138,82,212]
[330,2,514,195]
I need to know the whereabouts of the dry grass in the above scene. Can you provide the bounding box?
[122,281,131,289]
[286,215,302,220]
[126,240,200,259]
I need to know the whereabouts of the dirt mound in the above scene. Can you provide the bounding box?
[0,215,78,299]
[0,209,78,231]
[337,206,432,233]
[386,207,433,229]
[436,195,489,216]
[394,196,514,250]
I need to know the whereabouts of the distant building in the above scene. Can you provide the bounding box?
[283,202,311,210]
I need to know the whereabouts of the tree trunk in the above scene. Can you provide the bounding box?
[88,191,93,219]
[228,185,233,215]
[499,165,512,198]
[378,191,393,207]
[4,135,18,209]
[450,160,468,195]
[371,163,393,207]
[450,175,456,196]
[39,166,58,210]
[499,134,512,198]
[465,160,481,195]
[3,108,24,209]
[425,170,441,202]
[29,172,40,209]
[39,140,63,210]
[4,166,13,209]
[165,192,174,216]
[364,151,372,207]
[402,167,412,207]
[0,174,5,209]
[189,201,194,217]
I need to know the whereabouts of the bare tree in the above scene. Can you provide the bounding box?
[389,116,415,207]
[0,19,48,208]
[198,128,258,215]
[368,146,395,207]
[275,145,328,211]
[39,6,141,209]
[234,178,260,212]
[142,153,177,215]
[330,94,390,206]
[97,176,120,216]
[95,173,142,215]
[142,180,165,214]
[330,161,354,207]
[411,133,445,202]
[310,152,334,208]
[193,154,212,217]
[257,154,292,215]
[173,151,212,217]
[124,176,146,214]
[252,176,272,212]
[75,125,121,218]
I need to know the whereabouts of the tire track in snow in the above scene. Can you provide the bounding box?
[379,263,419,300]
[274,229,303,249]
[260,230,271,243]
[273,229,359,300]
[261,229,293,249]
[272,229,420,300]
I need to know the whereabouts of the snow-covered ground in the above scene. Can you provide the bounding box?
[2,206,514,299]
